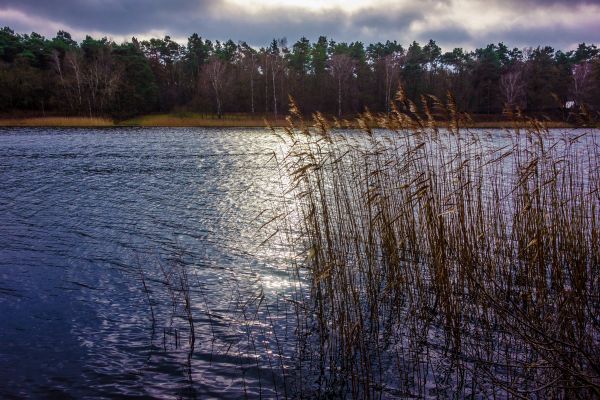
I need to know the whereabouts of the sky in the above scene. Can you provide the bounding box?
[0,0,599,50]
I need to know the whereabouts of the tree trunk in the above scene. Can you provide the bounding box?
[272,62,278,116]
[264,58,269,114]
[250,54,255,114]
[338,76,342,118]
[250,71,254,114]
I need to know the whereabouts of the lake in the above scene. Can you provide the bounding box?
[1,127,597,399]
[0,127,303,399]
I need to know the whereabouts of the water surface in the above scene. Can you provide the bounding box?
[1,126,596,398]
[0,127,298,399]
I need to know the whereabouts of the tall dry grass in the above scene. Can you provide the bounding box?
[270,91,600,398]
[0,114,290,128]
[121,113,289,127]
[0,116,114,127]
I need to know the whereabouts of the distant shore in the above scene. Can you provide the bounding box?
[0,115,289,128]
[0,114,587,129]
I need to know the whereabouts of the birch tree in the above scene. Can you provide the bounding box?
[383,52,404,113]
[500,64,525,110]
[329,53,354,117]
[572,62,592,106]
[205,56,226,118]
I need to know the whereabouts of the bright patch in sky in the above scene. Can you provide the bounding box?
[227,0,372,11]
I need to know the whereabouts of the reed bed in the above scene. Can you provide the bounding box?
[332,118,578,130]
[121,113,289,127]
[0,114,582,129]
[0,116,114,127]
[0,114,289,128]
[270,92,600,398]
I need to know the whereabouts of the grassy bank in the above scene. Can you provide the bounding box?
[0,116,114,127]
[0,113,289,128]
[119,113,289,127]
[0,113,587,129]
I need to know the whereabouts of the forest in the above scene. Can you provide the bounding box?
[0,26,599,120]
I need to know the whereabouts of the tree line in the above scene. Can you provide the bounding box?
[1,26,598,119]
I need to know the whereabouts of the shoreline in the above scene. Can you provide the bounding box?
[0,115,588,129]
[0,116,289,128]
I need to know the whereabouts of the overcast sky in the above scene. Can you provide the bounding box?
[1,0,599,50]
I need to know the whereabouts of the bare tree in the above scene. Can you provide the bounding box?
[50,50,74,112]
[271,52,279,116]
[243,47,257,114]
[329,54,354,117]
[500,64,525,110]
[383,52,404,113]
[64,51,83,111]
[250,52,255,114]
[50,50,64,85]
[260,51,269,114]
[205,56,226,118]
[86,46,122,114]
[269,39,287,117]
[572,62,592,107]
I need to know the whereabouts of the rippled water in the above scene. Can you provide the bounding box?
[0,127,301,399]
[1,127,596,398]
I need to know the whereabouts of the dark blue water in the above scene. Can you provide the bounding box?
[0,128,300,398]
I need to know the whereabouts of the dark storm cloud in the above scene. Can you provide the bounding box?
[480,23,600,49]
[194,6,422,46]
[0,0,213,34]
[0,0,598,49]
[184,8,348,45]
[0,0,427,44]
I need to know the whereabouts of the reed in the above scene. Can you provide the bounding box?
[0,116,114,127]
[272,93,600,398]
[120,113,289,127]
[0,114,585,129]
[129,95,598,398]
[0,114,289,128]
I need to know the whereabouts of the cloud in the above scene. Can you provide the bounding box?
[417,26,472,47]
[462,2,600,49]
[507,0,600,5]
[0,0,598,50]
[0,1,428,45]
[479,15,600,49]
[0,0,213,35]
